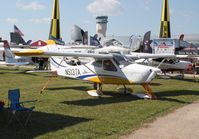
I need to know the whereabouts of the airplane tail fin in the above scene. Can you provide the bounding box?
[10,32,26,45]
[26,40,32,45]
[3,40,16,63]
[90,34,101,47]
[138,31,152,53]
[143,31,151,43]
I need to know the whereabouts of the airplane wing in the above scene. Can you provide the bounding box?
[0,61,29,66]
[15,46,178,59]
[15,49,113,59]
[45,51,113,59]
[96,45,130,53]
[126,52,176,59]
[176,55,199,58]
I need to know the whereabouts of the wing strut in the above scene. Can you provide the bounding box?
[157,58,166,68]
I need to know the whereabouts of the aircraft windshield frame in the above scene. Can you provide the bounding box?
[113,54,132,67]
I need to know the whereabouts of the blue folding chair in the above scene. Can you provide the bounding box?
[8,89,37,126]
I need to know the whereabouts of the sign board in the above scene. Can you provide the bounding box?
[152,39,175,54]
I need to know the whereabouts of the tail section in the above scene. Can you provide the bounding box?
[136,31,152,53]
[142,31,152,53]
[49,0,62,42]
[159,0,171,38]
[14,24,24,36]
[3,40,16,64]
[10,25,26,45]
[10,32,26,45]
[26,40,32,45]
[3,40,29,66]
[143,31,151,43]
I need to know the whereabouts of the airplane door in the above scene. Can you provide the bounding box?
[91,59,121,75]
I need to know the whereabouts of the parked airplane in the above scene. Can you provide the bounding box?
[143,0,196,74]
[135,58,192,75]
[96,38,193,75]
[137,38,195,75]
[100,0,198,74]
[0,40,29,66]
[15,44,161,99]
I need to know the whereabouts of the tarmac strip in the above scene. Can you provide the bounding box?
[122,101,199,139]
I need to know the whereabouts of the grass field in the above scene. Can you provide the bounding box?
[0,67,199,139]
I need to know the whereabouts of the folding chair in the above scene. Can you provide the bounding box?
[7,89,37,126]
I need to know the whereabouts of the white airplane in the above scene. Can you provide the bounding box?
[8,36,192,77]
[135,58,192,74]
[14,43,163,99]
[0,40,29,66]
[101,36,196,74]
[93,39,192,75]
[137,38,196,75]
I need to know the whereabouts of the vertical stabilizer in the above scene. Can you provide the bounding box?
[3,40,16,64]
[49,0,61,40]
[159,0,171,38]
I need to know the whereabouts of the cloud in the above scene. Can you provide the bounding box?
[6,18,19,24]
[28,18,50,24]
[87,0,122,16]
[144,0,150,10]
[16,0,45,10]
[142,0,152,11]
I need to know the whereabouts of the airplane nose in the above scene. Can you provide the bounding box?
[145,67,161,83]
[151,67,161,73]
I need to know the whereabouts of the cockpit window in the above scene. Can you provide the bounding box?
[92,60,102,68]
[113,54,132,67]
[63,57,81,66]
[103,60,117,72]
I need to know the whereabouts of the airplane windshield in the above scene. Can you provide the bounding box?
[113,54,132,67]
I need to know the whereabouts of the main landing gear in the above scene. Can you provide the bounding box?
[87,83,157,99]
[87,83,103,97]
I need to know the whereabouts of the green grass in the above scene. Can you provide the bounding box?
[0,67,199,139]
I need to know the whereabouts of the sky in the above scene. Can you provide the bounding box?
[0,0,198,42]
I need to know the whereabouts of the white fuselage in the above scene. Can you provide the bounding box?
[50,54,160,85]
